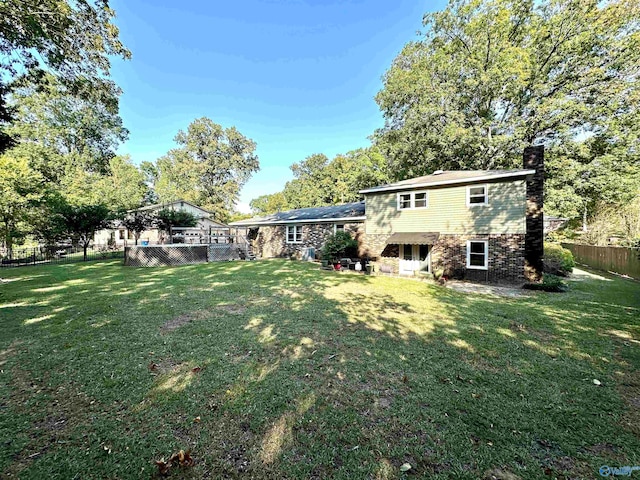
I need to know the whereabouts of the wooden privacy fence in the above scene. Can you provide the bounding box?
[562,243,640,279]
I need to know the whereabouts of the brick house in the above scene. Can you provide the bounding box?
[232,202,366,259]
[231,147,544,283]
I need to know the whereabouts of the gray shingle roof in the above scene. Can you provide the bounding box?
[230,201,365,226]
[359,169,535,194]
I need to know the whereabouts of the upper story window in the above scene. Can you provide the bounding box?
[397,190,429,210]
[286,225,302,244]
[467,185,488,206]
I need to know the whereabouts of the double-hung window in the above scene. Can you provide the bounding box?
[397,190,429,210]
[467,185,488,206]
[286,225,302,244]
[466,240,488,270]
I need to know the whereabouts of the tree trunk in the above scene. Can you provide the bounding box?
[582,205,588,232]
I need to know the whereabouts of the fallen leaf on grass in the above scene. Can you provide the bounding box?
[155,449,195,476]
[193,416,201,423]
[400,462,412,472]
[191,366,202,373]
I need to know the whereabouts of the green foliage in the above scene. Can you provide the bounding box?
[250,192,289,215]
[274,147,390,210]
[153,117,259,222]
[55,202,113,259]
[523,273,568,292]
[0,152,44,248]
[544,243,575,277]
[154,209,198,232]
[321,231,358,263]
[375,0,640,180]
[0,0,130,154]
[581,197,640,246]
[545,139,640,226]
[121,211,156,245]
[7,73,128,173]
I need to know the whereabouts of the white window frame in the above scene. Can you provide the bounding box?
[334,223,345,234]
[286,225,302,244]
[466,240,488,270]
[396,190,429,211]
[466,184,489,207]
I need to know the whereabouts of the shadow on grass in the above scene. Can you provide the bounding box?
[0,260,639,479]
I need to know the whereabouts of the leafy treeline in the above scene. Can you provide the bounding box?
[250,147,390,215]
[252,0,640,244]
[0,2,258,249]
[0,0,136,249]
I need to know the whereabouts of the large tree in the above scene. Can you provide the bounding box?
[375,0,640,178]
[154,117,259,222]
[55,203,113,260]
[0,0,131,153]
[0,153,44,250]
[7,73,128,178]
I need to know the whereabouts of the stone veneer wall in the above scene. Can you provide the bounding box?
[360,233,525,283]
[254,223,363,259]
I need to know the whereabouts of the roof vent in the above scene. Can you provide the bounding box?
[433,169,444,175]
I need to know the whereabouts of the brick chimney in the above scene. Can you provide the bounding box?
[524,146,544,282]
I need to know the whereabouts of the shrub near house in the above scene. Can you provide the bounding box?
[544,243,575,277]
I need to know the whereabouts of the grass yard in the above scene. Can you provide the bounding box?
[0,260,639,479]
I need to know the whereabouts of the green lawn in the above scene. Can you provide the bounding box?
[1,260,638,479]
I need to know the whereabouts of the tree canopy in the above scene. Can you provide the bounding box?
[375,0,640,177]
[269,147,390,211]
[0,0,131,153]
[154,117,259,222]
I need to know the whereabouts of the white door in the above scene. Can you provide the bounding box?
[399,244,431,275]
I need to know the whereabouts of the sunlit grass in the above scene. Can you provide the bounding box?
[0,259,638,479]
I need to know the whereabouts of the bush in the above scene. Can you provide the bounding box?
[523,273,568,292]
[544,242,575,277]
[322,231,358,263]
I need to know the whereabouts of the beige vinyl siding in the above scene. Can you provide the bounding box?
[365,180,526,235]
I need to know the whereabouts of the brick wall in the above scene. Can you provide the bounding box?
[360,233,525,282]
[254,222,363,258]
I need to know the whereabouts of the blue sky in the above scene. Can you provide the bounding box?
[110,0,442,212]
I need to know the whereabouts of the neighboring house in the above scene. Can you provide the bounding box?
[95,200,229,246]
[231,202,366,258]
[544,215,568,234]
[231,147,545,283]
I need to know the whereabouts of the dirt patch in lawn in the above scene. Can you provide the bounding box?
[219,303,247,315]
[161,310,210,333]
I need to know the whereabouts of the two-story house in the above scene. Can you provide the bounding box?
[231,147,544,283]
